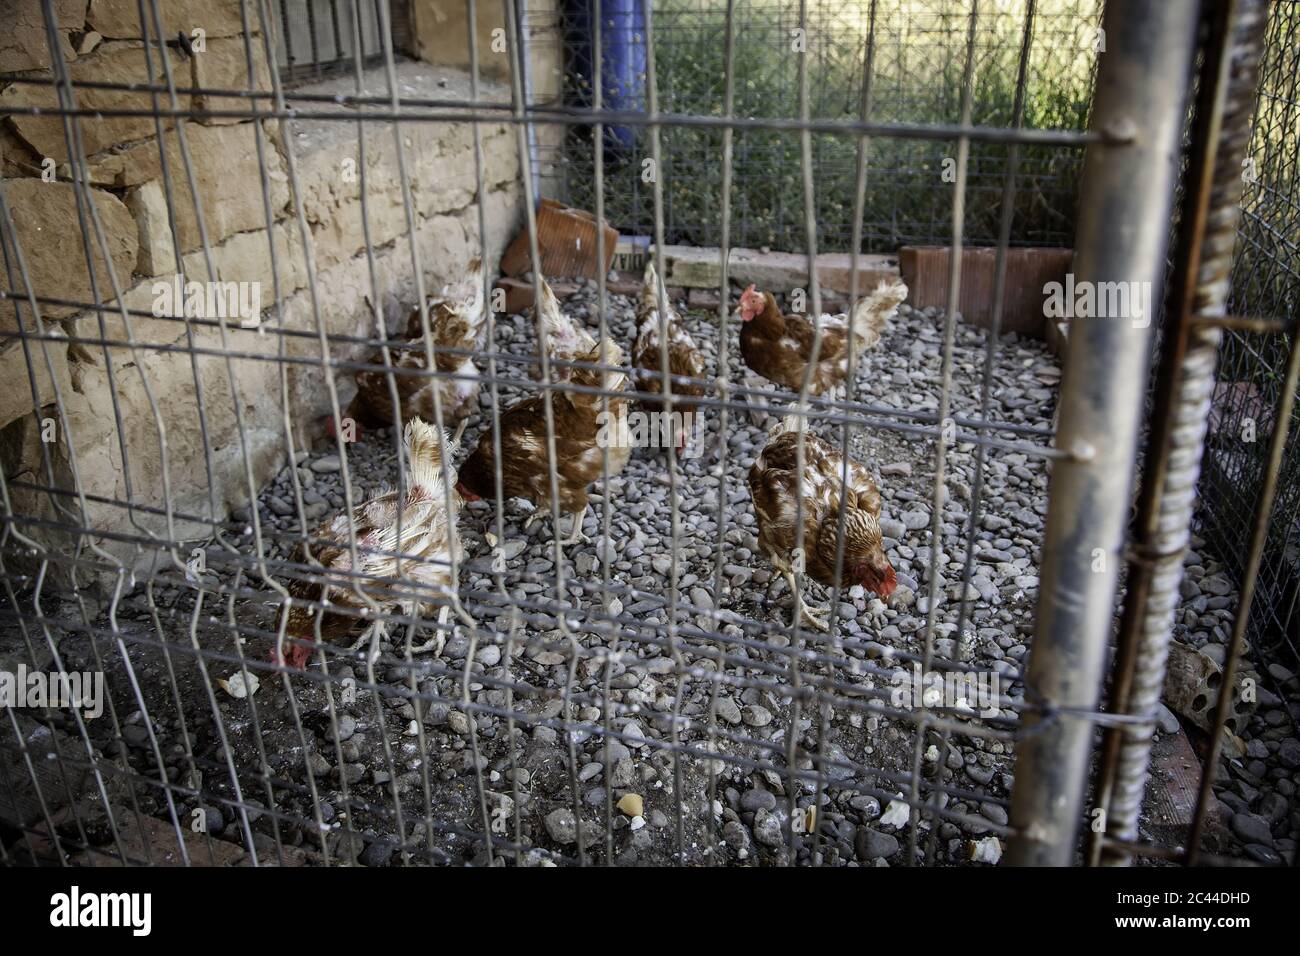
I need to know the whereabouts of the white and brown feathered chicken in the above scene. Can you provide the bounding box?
[343,259,487,441]
[274,417,463,668]
[632,261,706,448]
[530,276,597,383]
[738,278,908,398]
[748,415,897,632]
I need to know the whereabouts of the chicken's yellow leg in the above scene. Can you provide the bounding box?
[347,618,388,659]
[561,504,590,546]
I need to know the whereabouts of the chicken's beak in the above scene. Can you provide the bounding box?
[738,284,757,322]
[862,563,897,602]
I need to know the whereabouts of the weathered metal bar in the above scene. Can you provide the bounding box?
[1006,0,1201,867]
[0,99,1114,145]
[1091,0,1268,867]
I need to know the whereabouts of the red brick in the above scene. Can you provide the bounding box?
[494,276,578,314]
[898,245,1074,338]
[499,198,618,280]
[687,288,721,309]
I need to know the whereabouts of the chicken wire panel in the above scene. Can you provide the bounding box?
[556,0,1100,251]
[1201,0,1300,677]
[0,0,1158,869]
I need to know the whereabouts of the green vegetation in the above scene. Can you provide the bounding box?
[559,0,1101,253]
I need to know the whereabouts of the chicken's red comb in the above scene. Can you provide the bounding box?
[270,641,313,670]
[878,565,898,599]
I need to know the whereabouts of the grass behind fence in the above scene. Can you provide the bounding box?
[558,0,1101,253]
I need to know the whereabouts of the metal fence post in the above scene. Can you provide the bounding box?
[1089,0,1269,867]
[1006,0,1202,867]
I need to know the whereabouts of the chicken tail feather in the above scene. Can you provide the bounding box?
[404,416,453,495]
[770,405,810,437]
[435,257,486,323]
[849,278,908,352]
[461,257,485,319]
[641,259,661,311]
[639,259,678,333]
[567,337,628,410]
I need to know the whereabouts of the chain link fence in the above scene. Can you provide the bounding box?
[1199,0,1300,678]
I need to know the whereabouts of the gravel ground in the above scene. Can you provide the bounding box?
[3,283,1296,866]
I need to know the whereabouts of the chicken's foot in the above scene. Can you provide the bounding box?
[522,506,590,546]
[784,571,830,633]
[561,505,590,546]
[796,599,831,633]
[347,618,388,662]
[407,603,450,657]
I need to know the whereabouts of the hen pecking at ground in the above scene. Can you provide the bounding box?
[748,414,897,632]
[631,260,707,455]
[342,259,487,442]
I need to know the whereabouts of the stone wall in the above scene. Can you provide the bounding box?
[411,0,566,197]
[1,1,525,586]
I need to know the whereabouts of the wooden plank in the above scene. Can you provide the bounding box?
[658,244,900,295]
[1142,723,1231,854]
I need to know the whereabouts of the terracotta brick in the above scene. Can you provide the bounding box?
[687,288,721,310]
[606,273,644,296]
[499,199,617,280]
[898,245,1074,338]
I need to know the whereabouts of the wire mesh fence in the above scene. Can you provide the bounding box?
[557,0,1102,251]
[0,0,1292,870]
[1199,0,1300,679]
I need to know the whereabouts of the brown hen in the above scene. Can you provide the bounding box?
[535,276,597,368]
[455,336,630,546]
[748,416,897,632]
[633,260,706,400]
[345,259,486,440]
[632,261,706,453]
[738,279,907,398]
